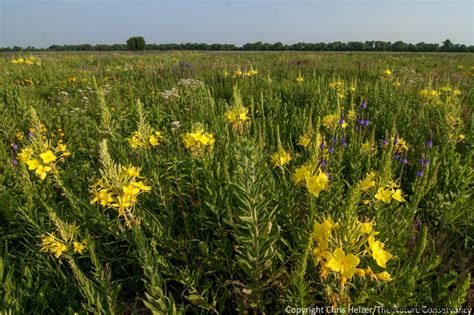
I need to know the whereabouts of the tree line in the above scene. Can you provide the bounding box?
[1,39,472,53]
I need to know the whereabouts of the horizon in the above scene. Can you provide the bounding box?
[1,0,473,49]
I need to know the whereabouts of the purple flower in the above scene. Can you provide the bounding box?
[339,118,345,125]
[28,132,34,138]
[382,139,388,146]
[416,171,424,177]
[363,119,369,126]
[357,119,364,125]
[361,101,367,109]
[341,137,347,146]
[426,140,433,147]
[320,159,327,167]
[393,138,399,145]
[325,171,333,181]
[332,137,337,144]
[329,147,334,153]
[11,159,18,166]
[394,154,400,160]
[401,158,408,164]
[12,143,18,150]
[320,143,326,150]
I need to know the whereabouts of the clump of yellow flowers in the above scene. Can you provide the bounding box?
[328,81,346,99]
[129,129,164,149]
[10,55,41,65]
[182,124,215,157]
[271,148,292,168]
[358,172,407,204]
[225,86,250,132]
[40,234,87,259]
[90,165,151,227]
[17,121,71,180]
[311,215,394,287]
[292,164,329,198]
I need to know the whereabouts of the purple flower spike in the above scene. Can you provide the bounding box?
[320,159,327,167]
[361,101,367,109]
[341,137,347,146]
[382,139,388,146]
[339,118,345,125]
[394,154,400,160]
[420,159,430,167]
[329,147,335,153]
[12,143,18,150]
[320,143,326,150]
[28,132,34,138]
[393,138,399,145]
[12,159,18,166]
[416,171,424,177]
[363,119,369,126]
[426,140,433,147]
[401,158,408,164]
[332,137,337,144]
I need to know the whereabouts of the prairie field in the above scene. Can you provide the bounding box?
[0,51,473,313]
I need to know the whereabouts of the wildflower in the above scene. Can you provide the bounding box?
[359,221,374,234]
[359,172,376,191]
[296,76,304,83]
[73,241,87,255]
[311,217,339,242]
[339,119,348,129]
[131,181,151,192]
[361,101,367,109]
[327,248,360,280]
[362,141,375,153]
[91,189,114,207]
[271,149,292,168]
[298,134,311,148]
[124,166,140,178]
[39,150,57,164]
[306,170,329,198]
[18,148,34,162]
[149,132,163,147]
[375,187,392,203]
[383,69,392,77]
[417,171,424,177]
[292,165,311,185]
[40,234,67,258]
[391,189,406,202]
[376,271,393,281]
[36,165,52,180]
[26,158,40,170]
[322,114,338,129]
[368,235,393,268]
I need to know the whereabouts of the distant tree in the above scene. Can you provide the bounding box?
[440,39,454,52]
[127,36,146,51]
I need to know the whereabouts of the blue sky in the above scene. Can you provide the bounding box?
[1,0,472,48]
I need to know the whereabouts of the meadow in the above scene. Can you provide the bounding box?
[0,51,473,314]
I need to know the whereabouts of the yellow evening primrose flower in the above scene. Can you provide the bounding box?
[124,166,140,178]
[40,235,67,258]
[35,165,52,180]
[327,248,360,279]
[391,189,406,202]
[296,76,304,83]
[292,165,311,186]
[359,221,374,234]
[311,217,339,242]
[359,172,376,191]
[368,235,393,268]
[91,189,114,207]
[271,149,292,168]
[149,134,159,147]
[376,271,393,282]
[298,134,311,148]
[306,171,329,198]
[26,158,40,170]
[132,181,151,192]
[123,184,140,197]
[73,241,87,255]
[375,187,392,203]
[383,69,392,77]
[39,150,57,164]
[18,148,34,162]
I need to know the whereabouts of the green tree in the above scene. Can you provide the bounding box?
[126,36,146,51]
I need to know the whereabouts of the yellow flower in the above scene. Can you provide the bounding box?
[306,171,329,198]
[292,165,311,185]
[327,248,360,279]
[35,165,52,180]
[391,189,406,202]
[376,271,393,281]
[359,172,376,191]
[322,114,338,129]
[458,134,466,141]
[359,221,374,234]
[73,241,87,255]
[298,134,311,148]
[311,217,339,242]
[123,184,140,197]
[296,76,304,83]
[383,69,392,77]
[375,187,392,203]
[132,181,152,192]
[149,134,159,146]
[362,141,375,153]
[124,166,140,178]
[26,158,40,170]
[354,268,366,278]
[39,150,57,164]
[40,234,67,258]
[91,189,114,207]
[225,111,236,123]
[271,149,292,168]
[368,235,393,268]
[18,148,33,162]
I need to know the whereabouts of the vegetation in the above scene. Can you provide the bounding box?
[0,51,472,313]
[126,37,146,51]
[1,39,473,52]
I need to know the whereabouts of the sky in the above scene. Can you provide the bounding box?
[0,0,473,48]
